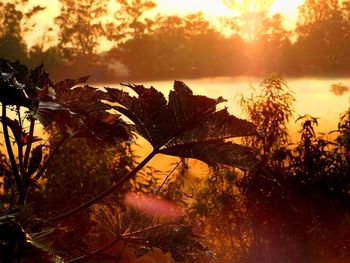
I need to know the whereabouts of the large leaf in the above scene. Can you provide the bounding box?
[54,75,90,96]
[106,81,257,170]
[128,224,212,262]
[0,208,64,262]
[0,60,131,144]
[54,84,130,142]
[160,140,256,171]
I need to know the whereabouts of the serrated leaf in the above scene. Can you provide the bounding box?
[160,140,256,171]
[28,227,68,255]
[33,101,71,127]
[128,224,212,262]
[54,75,90,96]
[53,85,130,143]
[106,81,257,170]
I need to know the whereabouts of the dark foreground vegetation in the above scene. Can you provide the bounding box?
[0,58,349,263]
[1,0,350,262]
[2,0,350,81]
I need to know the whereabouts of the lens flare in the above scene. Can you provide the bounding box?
[124,192,184,218]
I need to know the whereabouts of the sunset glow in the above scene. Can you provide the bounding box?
[157,0,304,28]
[28,0,306,47]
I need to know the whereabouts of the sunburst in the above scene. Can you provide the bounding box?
[222,0,275,13]
[222,0,275,40]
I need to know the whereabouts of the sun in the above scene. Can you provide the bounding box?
[155,0,238,18]
[222,0,305,16]
[217,0,305,40]
[222,0,274,13]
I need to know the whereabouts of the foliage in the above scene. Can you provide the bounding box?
[0,0,45,62]
[106,0,156,42]
[239,73,295,166]
[295,0,350,74]
[191,75,350,263]
[55,0,109,58]
[0,59,257,262]
[191,167,251,262]
[106,81,257,170]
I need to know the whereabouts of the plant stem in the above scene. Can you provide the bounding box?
[16,106,25,178]
[67,161,181,263]
[65,235,121,263]
[48,149,158,222]
[34,136,66,181]
[115,161,182,262]
[23,119,35,170]
[1,103,26,205]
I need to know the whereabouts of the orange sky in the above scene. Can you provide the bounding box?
[27,0,305,47]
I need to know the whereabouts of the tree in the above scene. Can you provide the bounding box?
[106,0,156,43]
[55,0,109,58]
[116,12,231,79]
[223,0,275,41]
[295,0,350,74]
[0,0,44,62]
[257,14,292,73]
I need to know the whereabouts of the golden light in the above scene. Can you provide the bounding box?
[220,0,305,40]
[155,0,238,18]
[222,0,274,13]
[270,0,305,15]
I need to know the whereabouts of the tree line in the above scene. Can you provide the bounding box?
[1,0,350,81]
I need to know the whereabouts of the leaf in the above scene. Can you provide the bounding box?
[54,75,90,96]
[4,117,24,146]
[33,101,72,127]
[54,85,130,142]
[28,227,68,255]
[0,72,31,107]
[106,81,257,170]
[128,224,212,262]
[160,140,257,171]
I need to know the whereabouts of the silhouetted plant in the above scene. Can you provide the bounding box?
[0,59,257,262]
[239,73,295,167]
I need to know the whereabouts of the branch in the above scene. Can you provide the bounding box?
[1,103,25,205]
[48,149,158,222]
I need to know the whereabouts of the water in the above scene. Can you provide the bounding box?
[99,77,349,173]
[119,76,350,137]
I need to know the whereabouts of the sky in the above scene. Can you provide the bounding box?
[156,0,304,27]
[27,0,305,47]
